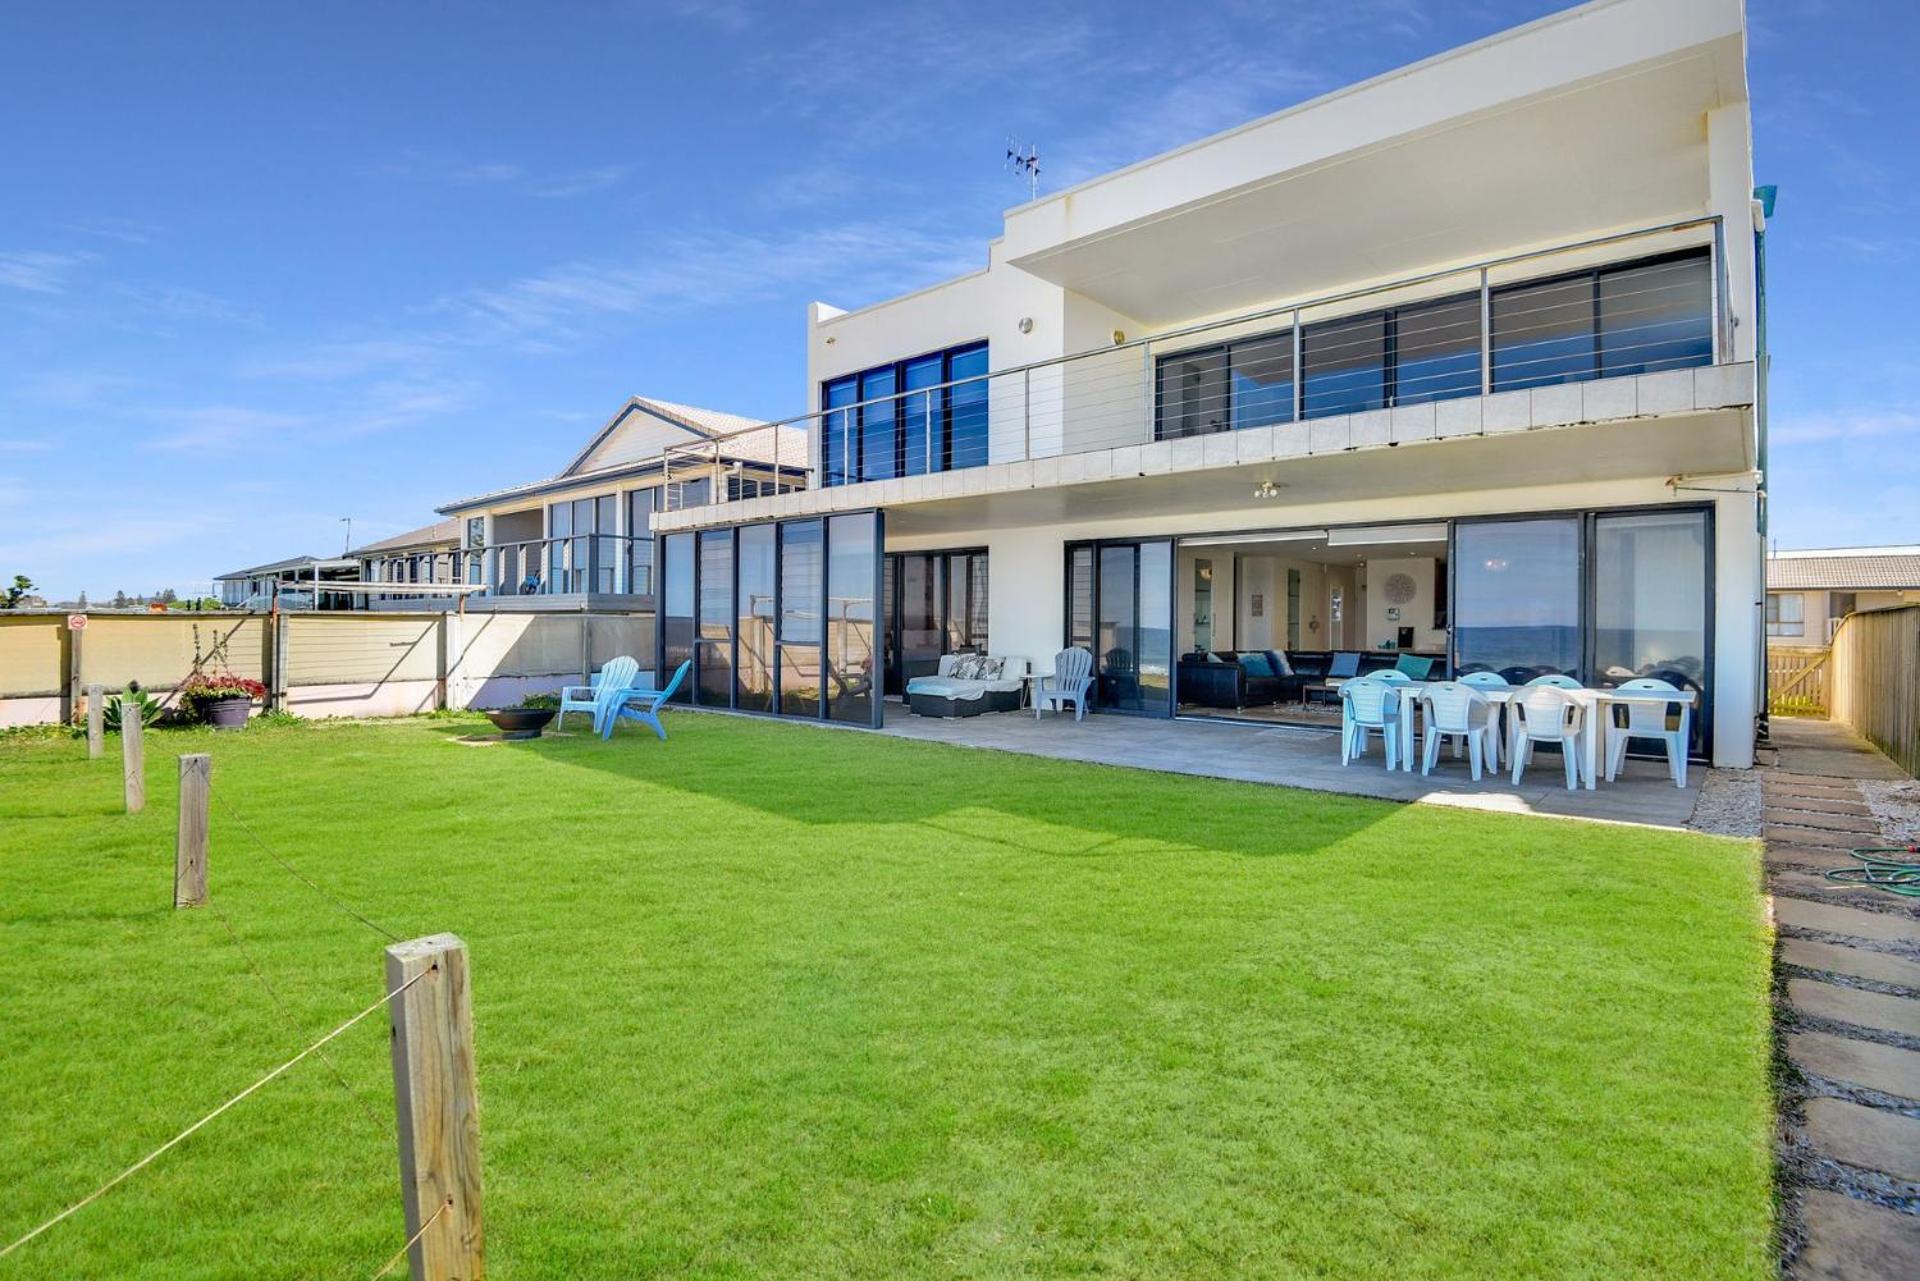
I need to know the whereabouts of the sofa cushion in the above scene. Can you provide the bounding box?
[1265,649,1294,677]
[949,654,986,680]
[1237,652,1274,677]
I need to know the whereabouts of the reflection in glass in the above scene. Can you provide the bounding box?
[1230,334,1294,429]
[779,521,822,718]
[1137,540,1172,713]
[1394,294,1481,404]
[1599,255,1712,377]
[736,525,776,712]
[826,514,877,724]
[1068,546,1094,653]
[1452,519,1581,682]
[1594,509,1708,752]
[1303,312,1387,417]
[1156,348,1229,438]
[662,533,695,703]
[947,344,989,470]
[696,529,733,708]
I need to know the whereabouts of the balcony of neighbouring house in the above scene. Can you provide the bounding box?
[655,218,1757,536]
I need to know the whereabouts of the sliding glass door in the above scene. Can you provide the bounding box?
[1451,506,1712,757]
[881,549,990,696]
[1066,538,1173,715]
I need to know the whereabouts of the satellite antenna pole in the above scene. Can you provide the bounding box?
[340,516,353,555]
[1006,137,1041,201]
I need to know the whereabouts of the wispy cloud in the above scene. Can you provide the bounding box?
[0,250,96,294]
[435,221,984,339]
[532,164,632,199]
[668,0,753,34]
[63,217,166,246]
[376,152,632,200]
[1772,409,1920,446]
[0,438,54,454]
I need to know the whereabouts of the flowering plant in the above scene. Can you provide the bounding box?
[177,673,267,703]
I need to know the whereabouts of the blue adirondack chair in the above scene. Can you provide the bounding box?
[598,659,691,741]
[556,659,649,730]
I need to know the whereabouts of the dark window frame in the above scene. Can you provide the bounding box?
[821,341,989,487]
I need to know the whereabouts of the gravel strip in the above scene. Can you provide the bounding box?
[1861,778,1920,846]
[1691,766,1763,837]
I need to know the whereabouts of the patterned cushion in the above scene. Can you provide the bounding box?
[949,654,985,681]
[974,656,1005,680]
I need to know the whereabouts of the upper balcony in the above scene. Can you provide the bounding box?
[657,216,1757,536]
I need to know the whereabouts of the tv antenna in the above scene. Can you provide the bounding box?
[1006,138,1041,201]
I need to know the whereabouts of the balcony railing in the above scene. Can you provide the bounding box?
[478,535,650,598]
[659,215,1735,512]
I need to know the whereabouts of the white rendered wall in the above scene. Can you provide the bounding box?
[888,474,1761,767]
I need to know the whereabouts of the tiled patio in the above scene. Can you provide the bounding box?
[879,704,1706,829]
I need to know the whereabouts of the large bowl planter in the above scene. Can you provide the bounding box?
[203,697,252,731]
[484,708,556,740]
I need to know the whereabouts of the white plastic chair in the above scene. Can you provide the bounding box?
[1035,647,1094,720]
[1367,669,1413,684]
[1605,678,1690,788]
[1340,679,1401,769]
[1524,673,1582,690]
[1510,686,1585,790]
[1420,683,1495,781]
[1459,671,1509,769]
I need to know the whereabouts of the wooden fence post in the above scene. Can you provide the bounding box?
[174,754,209,907]
[122,708,145,813]
[86,683,104,759]
[66,624,84,725]
[386,934,485,1281]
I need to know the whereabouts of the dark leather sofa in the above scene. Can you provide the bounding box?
[1177,651,1296,708]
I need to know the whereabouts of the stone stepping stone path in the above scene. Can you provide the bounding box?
[1764,752,1920,1280]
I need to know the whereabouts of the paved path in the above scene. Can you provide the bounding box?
[1767,719,1919,1280]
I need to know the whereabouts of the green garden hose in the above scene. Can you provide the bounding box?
[1823,846,1920,899]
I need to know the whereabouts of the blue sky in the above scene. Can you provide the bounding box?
[1,0,1913,600]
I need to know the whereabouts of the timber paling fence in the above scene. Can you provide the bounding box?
[2,748,486,1280]
[0,607,655,728]
[1765,645,1830,717]
[1827,604,1920,778]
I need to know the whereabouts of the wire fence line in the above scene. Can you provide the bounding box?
[201,891,390,1132]
[0,967,430,1262]
[204,781,402,943]
[370,1197,452,1279]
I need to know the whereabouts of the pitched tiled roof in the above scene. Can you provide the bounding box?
[346,519,460,557]
[1767,547,1920,591]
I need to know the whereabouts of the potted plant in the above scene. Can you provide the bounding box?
[178,673,267,730]
[484,692,559,740]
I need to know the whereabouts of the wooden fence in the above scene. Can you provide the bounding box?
[1827,604,1920,778]
[1767,645,1830,717]
[0,609,657,727]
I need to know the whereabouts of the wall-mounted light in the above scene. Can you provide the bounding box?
[1111,329,1126,345]
[1017,316,1034,334]
[1253,480,1281,499]
[824,336,836,345]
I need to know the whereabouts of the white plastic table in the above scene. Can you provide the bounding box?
[1385,682,1697,789]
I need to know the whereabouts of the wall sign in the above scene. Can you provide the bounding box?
[1250,593,1264,618]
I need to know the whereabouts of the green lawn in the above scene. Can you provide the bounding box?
[0,713,1773,1279]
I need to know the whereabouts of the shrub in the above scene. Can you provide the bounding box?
[104,684,165,732]
[517,692,562,710]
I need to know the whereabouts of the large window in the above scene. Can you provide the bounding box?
[1766,593,1805,638]
[882,550,989,695]
[626,489,656,595]
[1066,539,1173,716]
[1152,248,1713,437]
[1492,249,1712,391]
[547,496,617,592]
[696,529,734,708]
[662,534,695,703]
[1594,510,1709,753]
[825,514,879,723]
[821,341,988,486]
[1452,518,1583,681]
[778,521,823,717]
[736,525,776,712]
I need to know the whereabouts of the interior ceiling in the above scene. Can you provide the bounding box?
[882,409,1751,538]
[1181,534,1447,566]
[1009,54,1718,327]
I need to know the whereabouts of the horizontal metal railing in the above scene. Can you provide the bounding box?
[477,534,647,598]
[657,216,1734,513]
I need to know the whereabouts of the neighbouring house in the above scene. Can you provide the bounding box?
[347,519,462,608]
[1766,546,1920,646]
[215,555,361,611]
[435,395,805,610]
[634,0,1766,767]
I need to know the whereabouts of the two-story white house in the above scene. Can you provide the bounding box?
[650,0,1766,766]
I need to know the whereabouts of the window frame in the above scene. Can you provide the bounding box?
[820,341,989,486]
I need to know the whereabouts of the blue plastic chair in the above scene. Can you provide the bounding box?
[557,658,651,730]
[599,660,691,741]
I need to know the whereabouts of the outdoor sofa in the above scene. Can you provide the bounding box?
[905,654,1030,717]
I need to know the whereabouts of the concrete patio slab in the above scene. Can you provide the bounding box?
[877,706,1705,828]
[1788,978,1920,1037]
[1787,1031,1920,1099]
[1803,1099,1920,1184]
[1792,1190,1920,1281]
[1781,938,1920,989]
[1768,825,1876,850]
[1764,809,1884,835]
[1770,719,1911,783]
[1776,897,1920,946]
[1765,795,1875,818]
